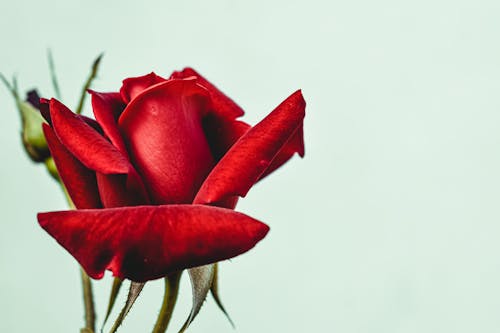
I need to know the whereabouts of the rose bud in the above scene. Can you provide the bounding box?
[18,89,50,162]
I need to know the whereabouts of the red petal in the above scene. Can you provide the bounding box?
[118,79,214,204]
[90,91,128,155]
[39,98,51,123]
[38,205,269,282]
[50,98,131,174]
[120,72,167,103]
[171,68,244,119]
[43,124,102,209]
[203,115,250,161]
[194,90,306,205]
[258,121,304,180]
[96,171,150,207]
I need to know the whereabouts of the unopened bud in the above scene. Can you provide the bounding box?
[18,91,50,162]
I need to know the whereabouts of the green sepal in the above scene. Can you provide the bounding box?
[210,263,235,328]
[101,277,123,331]
[178,264,215,333]
[108,282,144,333]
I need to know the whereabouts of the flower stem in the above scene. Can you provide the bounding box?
[151,272,182,333]
[60,182,96,332]
[80,267,96,333]
[47,49,61,99]
[75,53,103,115]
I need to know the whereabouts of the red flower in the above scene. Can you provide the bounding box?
[37,69,305,282]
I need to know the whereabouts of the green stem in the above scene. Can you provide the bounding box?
[75,53,103,114]
[81,268,96,333]
[59,182,96,332]
[47,49,61,99]
[151,272,182,333]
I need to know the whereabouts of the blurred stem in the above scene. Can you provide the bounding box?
[151,272,182,333]
[101,277,124,331]
[75,53,103,114]
[60,182,96,332]
[81,268,96,333]
[47,49,61,99]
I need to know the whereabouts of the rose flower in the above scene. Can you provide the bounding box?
[37,68,305,283]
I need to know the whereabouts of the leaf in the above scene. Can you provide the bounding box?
[210,263,235,328]
[151,272,182,333]
[108,281,144,333]
[178,265,215,333]
[101,277,123,332]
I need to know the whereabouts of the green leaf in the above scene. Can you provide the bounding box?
[178,264,215,333]
[101,277,123,331]
[210,263,234,328]
[108,282,144,333]
[152,272,182,333]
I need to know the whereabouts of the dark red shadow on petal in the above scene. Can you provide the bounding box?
[96,166,150,208]
[202,114,250,161]
[39,99,51,124]
[90,91,128,155]
[194,90,306,205]
[38,205,269,282]
[43,124,102,209]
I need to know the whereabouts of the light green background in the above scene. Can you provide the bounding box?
[1,0,500,332]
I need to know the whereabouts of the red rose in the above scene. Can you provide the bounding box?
[37,68,305,282]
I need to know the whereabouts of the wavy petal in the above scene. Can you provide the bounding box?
[37,205,269,282]
[49,98,130,175]
[171,68,244,119]
[119,79,214,204]
[120,72,167,103]
[43,124,101,209]
[194,90,306,205]
[258,122,304,180]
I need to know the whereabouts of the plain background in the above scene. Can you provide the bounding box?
[2,0,500,332]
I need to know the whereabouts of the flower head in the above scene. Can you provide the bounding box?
[37,68,305,282]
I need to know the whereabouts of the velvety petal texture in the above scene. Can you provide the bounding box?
[39,68,305,332]
[38,205,269,282]
[50,99,131,175]
[120,72,167,103]
[119,79,215,204]
[194,90,306,205]
[43,124,101,209]
[171,67,244,119]
[90,91,127,155]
